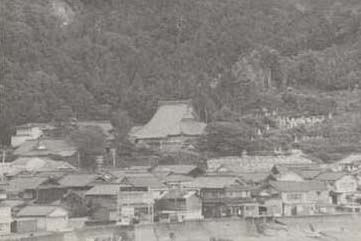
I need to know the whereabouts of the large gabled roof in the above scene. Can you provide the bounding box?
[130,100,206,139]
[13,138,77,157]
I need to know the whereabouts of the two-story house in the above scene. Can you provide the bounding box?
[264,181,330,216]
[315,172,358,205]
[155,190,203,222]
[185,177,257,218]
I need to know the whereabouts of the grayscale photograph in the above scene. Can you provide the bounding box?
[1,0,361,240]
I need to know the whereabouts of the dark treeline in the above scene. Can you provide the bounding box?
[2,0,361,160]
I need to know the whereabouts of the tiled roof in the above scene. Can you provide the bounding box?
[161,190,197,200]
[162,174,194,183]
[339,154,361,164]
[315,172,348,181]
[185,176,243,189]
[59,174,98,187]
[294,170,321,179]
[152,165,198,175]
[17,205,65,217]
[130,100,206,139]
[122,176,166,189]
[208,151,313,173]
[7,177,49,192]
[85,184,122,196]
[13,139,77,157]
[269,181,326,192]
[10,157,76,172]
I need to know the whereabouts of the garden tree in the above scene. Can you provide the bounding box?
[69,126,106,169]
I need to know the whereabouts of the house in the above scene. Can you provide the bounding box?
[85,184,122,222]
[117,185,155,224]
[315,172,358,205]
[0,205,12,235]
[6,176,63,201]
[337,154,361,172]
[185,177,257,218]
[119,175,168,200]
[13,138,78,167]
[11,123,55,148]
[263,181,331,216]
[129,100,206,152]
[16,205,68,232]
[207,149,313,173]
[9,157,76,174]
[59,190,89,218]
[155,190,203,222]
[58,173,99,191]
[151,165,203,177]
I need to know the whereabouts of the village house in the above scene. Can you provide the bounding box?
[13,138,78,167]
[260,181,331,216]
[8,157,76,176]
[85,184,122,222]
[117,185,155,224]
[0,205,12,235]
[315,172,358,205]
[5,175,67,204]
[58,173,100,192]
[11,123,55,148]
[15,205,69,233]
[118,174,168,200]
[337,154,361,172]
[185,176,257,218]
[129,100,206,152]
[155,190,203,222]
[270,164,323,182]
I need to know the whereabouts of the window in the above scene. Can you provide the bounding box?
[287,193,302,201]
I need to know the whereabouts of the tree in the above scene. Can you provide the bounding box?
[69,126,106,169]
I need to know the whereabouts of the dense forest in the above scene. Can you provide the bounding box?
[2,0,361,161]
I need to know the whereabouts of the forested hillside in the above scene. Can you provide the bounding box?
[2,0,361,161]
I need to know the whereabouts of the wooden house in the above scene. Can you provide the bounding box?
[155,190,203,222]
[185,177,257,218]
[261,181,331,216]
[129,100,206,152]
[315,172,358,205]
[16,205,68,233]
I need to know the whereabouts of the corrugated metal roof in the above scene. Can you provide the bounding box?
[130,100,206,139]
[269,181,326,192]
